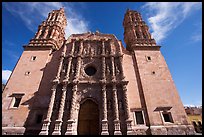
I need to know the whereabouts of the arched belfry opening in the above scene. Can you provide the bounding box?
[77,99,99,135]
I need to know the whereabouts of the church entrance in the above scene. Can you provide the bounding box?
[77,99,99,135]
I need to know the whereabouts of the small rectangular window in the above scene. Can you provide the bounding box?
[25,71,30,76]
[135,111,144,124]
[147,56,151,61]
[31,56,37,61]
[13,97,22,108]
[162,112,173,123]
[9,93,24,109]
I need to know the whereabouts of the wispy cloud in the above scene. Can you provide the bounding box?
[191,23,202,42]
[3,2,89,38]
[2,70,12,84]
[191,33,202,42]
[142,2,202,43]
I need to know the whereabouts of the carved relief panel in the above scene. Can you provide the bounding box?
[79,58,102,81]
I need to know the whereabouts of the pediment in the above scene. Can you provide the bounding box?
[69,31,116,41]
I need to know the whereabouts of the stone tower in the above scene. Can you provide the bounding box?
[2,8,67,135]
[123,9,195,134]
[2,8,195,135]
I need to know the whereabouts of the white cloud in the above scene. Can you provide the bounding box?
[191,33,202,42]
[2,70,12,83]
[142,2,202,43]
[191,23,202,42]
[3,2,89,38]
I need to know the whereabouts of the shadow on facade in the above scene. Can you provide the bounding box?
[23,49,61,135]
[131,52,151,135]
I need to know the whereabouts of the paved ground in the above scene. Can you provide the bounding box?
[195,133,202,135]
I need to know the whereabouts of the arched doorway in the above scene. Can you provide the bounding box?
[77,99,99,135]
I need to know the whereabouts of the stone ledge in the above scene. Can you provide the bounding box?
[150,125,195,135]
[2,127,26,135]
[132,125,149,135]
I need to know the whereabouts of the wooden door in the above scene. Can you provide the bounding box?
[77,99,99,135]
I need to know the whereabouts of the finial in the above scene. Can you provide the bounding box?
[127,8,130,12]
[60,6,65,11]
[96,30,100,34]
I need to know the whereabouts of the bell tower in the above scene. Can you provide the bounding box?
[123,9,156,50]
[28,7,67,50]
[123,9,192,134]
[2,8,67,135]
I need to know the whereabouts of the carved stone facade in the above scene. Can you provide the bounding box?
[2,8,195,135]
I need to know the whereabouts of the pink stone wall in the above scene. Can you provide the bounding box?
[133,49,189,125]
[123,53,142,109]
[2,49,52,127]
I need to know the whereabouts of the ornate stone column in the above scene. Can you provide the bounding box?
[42,26,49,39]
[47,13,52,21]
[113,84,122,135]
[122,82,134,135]
[64,41,75,82]
[100,40,109,135]
[53,29,60,40]
[65,40,83,135]
[144,25,151,39]
[129,14,137,39]
[35,25,43,39]
[118,56,125,80]
[101,40,106,79]
[110,41,116,81]
[53,45,66,83]
[65,84,78,135]
[39,84,57,135]
[73,40,83,81]
[50,27,56,39]
[138,25,144,39]
[101,84,109,135]
[52,13,56,21]
[52,84,67,135]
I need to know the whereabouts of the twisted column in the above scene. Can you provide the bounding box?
[111,57,116,80]
[122,83,133,134]
[100,40,109,135]
[113,84,122,135]
[65,41,83,135]
[53,45,66,83]
[52,85,67,135]
[122,84,130,120]
[74,40,83,81]
[65,84,78,135]
[64,41,75,82]
[101,84,109,135]
[119,56,125,80]
[101,40,106,79]
[110,41,116,80]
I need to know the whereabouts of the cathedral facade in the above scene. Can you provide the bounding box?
[2,8,195,135]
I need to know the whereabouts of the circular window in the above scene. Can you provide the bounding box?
[85,66,97,76]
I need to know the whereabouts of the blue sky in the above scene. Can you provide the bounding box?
[2,2,202,107]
